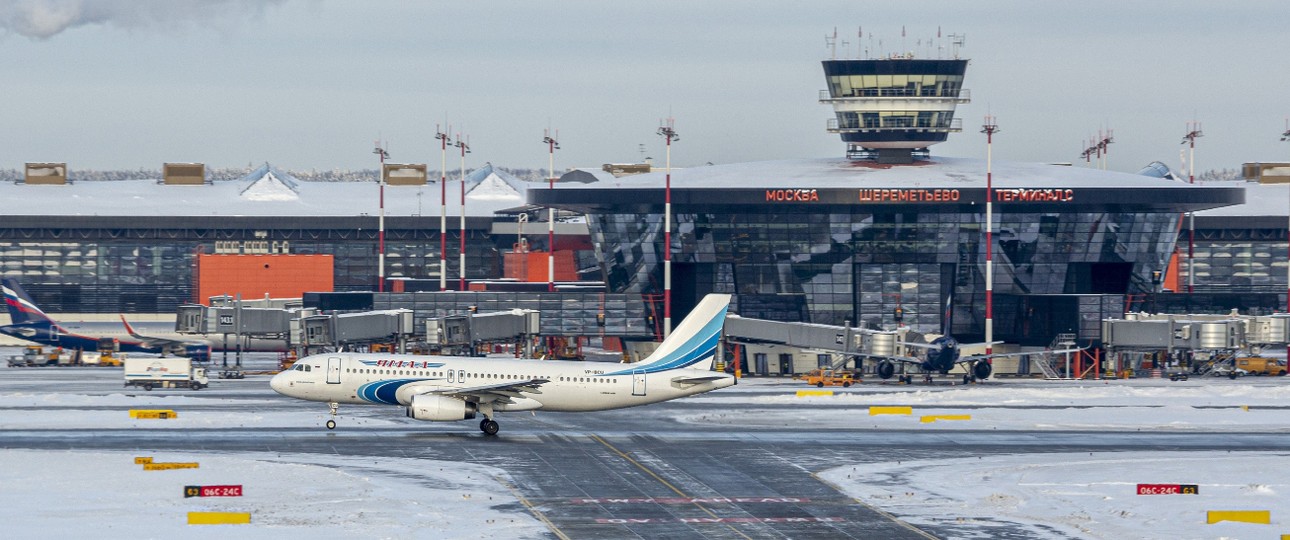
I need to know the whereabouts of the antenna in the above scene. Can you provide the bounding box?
[826,27,837,59]
[1181,121,1204,183]
[948,33,966,59]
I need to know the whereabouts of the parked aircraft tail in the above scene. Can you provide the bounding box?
[1,278,53,325]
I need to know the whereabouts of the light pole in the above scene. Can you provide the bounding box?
[981,116,999,356]
[456,133,471,291]
[1281,124,1290,353]
[1182,122,1203,294]
[543,129,560,292]
[658,118,679,339]
[373,141,389,292]
[436,125,451,291]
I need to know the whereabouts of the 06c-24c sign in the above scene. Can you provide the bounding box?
[185,485,243,498]
[1136,484,1198,495]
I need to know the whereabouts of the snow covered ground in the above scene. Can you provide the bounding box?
[817,452,1290,540]
[0,450,546,539]
[679,378,1290,433]
[3,365,1289,538]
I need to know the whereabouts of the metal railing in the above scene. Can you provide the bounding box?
[827,117,963,133]
[820,88,970,102]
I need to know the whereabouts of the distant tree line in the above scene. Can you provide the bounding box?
[0,166,553,183]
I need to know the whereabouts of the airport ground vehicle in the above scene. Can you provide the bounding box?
[803,368,856,388]
[1234,357,1287,376]
[123,358,208,390]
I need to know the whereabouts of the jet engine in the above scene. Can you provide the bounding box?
[405,394,477,421]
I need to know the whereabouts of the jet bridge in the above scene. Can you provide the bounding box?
[301,309,416,352]
[722,315,904,369]
[427,309,541,356]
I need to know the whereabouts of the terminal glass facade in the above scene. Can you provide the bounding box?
[589,207,1180,336]
[0,231,500,313]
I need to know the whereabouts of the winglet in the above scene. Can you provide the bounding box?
[604,294,731,375]
[119,314,142,338]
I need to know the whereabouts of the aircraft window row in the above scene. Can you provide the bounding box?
[342,368,553,381]
[557,377,616,383]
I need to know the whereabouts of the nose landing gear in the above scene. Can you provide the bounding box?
[326,401,339,430]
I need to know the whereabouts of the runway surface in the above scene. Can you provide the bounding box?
[4,361,1289,539]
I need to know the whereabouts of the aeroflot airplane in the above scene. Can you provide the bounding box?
[1,278,285,358]
[271,294,735,435]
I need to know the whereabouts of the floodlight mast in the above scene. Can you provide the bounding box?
[436,125,452,291]
[543,129,560,293]
[1182,122,1204,294]
[373,141,390,293]
[1282,120,1290,362]
[456,134,471,291]
[981,116,999,356]
[658,118,679,339]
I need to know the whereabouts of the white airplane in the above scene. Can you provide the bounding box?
[270,293,736,435]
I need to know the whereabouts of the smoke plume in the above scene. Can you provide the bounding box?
[0,0,286,39]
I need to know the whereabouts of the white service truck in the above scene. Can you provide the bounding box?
[123,358,209,391]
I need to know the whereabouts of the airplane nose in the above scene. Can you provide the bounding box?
[269,373,285,395]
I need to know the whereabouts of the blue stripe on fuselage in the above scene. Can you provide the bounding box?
[356,378,441,405]
[601,307,726,376]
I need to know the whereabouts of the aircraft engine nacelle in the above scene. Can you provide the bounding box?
[406,394,477,421]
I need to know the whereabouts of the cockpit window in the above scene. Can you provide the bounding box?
[304,365,312,372]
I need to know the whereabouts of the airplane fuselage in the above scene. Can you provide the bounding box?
[272,352,734,413]
[0,322,157,354]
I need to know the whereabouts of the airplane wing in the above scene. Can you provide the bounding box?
[120,315,201,355]
[423,378,549,405]
[961,346,1086,363]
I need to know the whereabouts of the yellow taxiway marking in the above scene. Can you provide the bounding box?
[869,406,913,416]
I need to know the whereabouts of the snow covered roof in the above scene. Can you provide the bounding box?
[1194,181,1290,218]
[535,156,1244,213]
[1,163,525,218]
[463,163,531,203]
[555,156,1227,190]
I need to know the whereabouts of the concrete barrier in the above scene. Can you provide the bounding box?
[188,512,251,525]
[1206,510,1270,524]
[869,406,912,416]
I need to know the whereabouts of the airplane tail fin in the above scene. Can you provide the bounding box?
[616,294,731,374]
[2,278,53,325]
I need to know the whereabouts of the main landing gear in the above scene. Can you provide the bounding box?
[326,401,339,430]
[479,418,500,436]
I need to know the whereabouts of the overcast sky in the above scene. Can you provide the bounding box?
[1,0,1287,174]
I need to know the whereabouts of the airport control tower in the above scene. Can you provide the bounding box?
[820,41,970,164]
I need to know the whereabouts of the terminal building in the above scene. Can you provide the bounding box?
[533,53,1245,343]
[0,163,592,314]
[0,52,1275,352]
